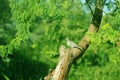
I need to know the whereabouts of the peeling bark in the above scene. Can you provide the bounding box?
[44,0,104,80]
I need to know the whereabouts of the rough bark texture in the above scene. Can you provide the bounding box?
[44,0,104,80]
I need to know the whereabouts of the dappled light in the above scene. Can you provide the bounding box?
[0,0,120,80]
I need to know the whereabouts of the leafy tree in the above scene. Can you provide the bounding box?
[0,0,120,80]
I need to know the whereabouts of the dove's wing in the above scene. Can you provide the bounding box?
[69,41,83,51]
[66,38,83,51]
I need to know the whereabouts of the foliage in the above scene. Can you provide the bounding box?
[0,0,120,80]
[68,62,120,80]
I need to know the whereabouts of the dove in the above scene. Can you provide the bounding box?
[66,37,83,51]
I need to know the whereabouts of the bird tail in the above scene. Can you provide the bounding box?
[74,46,83,52]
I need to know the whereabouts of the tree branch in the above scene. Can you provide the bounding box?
[86,0,94,15]
[44,0,104,80]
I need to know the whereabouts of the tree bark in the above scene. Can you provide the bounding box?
[44,0,104,80]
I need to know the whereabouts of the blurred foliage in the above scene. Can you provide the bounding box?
[0,0,120,80]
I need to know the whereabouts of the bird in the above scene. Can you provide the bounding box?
[66,37,83,51]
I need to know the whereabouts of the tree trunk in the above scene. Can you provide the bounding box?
[44,0,104,80]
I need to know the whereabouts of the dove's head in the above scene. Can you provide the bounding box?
[66,37,69,41]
